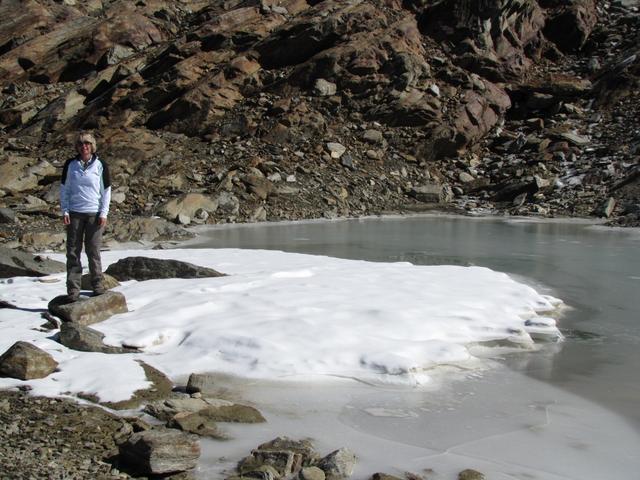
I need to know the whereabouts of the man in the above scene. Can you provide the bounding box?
[60,132,111,300]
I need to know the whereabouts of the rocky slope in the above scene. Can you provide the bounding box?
[0,0,639,250]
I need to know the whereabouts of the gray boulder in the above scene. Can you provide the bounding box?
[119,429,200,475]
[409,183,453,203]
[59,322,135,354]
[0,341,58,380]
[105,256,225,281]
[156,192,219,222]
[186,372,219,394]
[0,156,57,193]
[317,448,357,480]
[0,247,65,278]
[48,292,128,326]
[167,411,228,439]
[238,437,320,478]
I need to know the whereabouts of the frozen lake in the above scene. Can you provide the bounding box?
[185,215,640,479]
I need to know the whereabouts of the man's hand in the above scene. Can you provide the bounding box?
[63,213,70,225]
[98,216,107,227]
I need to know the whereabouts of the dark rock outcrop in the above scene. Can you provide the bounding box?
[105,256,225,281]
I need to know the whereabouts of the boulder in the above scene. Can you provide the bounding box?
[543,0,598,52]
[81,273,120,291]
[156,193,219,223]
[458,469,486,480]
[257,437,319,462]
[119,429,200,475]
[18,231,66,252]
[58,322,135,354]
[186,372,219,394]
[317,448,357,480]
[105,256,225,281]
[300,466,327,480]
[194,403,266,424]
[409,183,452,203]
[0,341,58,380]
[145,397,214,421]
[167,411,228,439]
[0,156,57,193]
[313,78,337,96]
[146,396,265,424]
[48,291,128,326]
[216,191,240,216]
[0,208,16,223]
[0,247,65,278]
[239,450,305,478]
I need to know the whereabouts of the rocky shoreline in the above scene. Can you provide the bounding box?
[1,0,639,477]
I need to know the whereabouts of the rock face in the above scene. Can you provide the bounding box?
[119,429,200,476]
[105,256,225,281]
[48,292,128,326]
[0,247,65,278]
[0,341,58,380]
[0,0,639,243]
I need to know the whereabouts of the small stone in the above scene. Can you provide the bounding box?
[313,79,337,97]
[513,193,527,207]
[459,172,475,183]
[48,292,128,326]
[326,143,346,159]
[558,132,590,146]
[0,207,16,223]
[601,197,616,218]
[300,466,326,480]
[363,130,384,144]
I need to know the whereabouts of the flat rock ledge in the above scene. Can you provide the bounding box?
[48,291,128,326]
